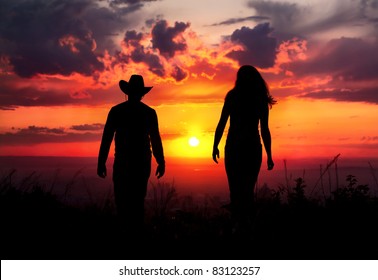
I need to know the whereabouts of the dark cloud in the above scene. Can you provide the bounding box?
[284,36,378,104]
[355,0,378,23]
[288,37,378,81]
[248,0,303,31]
[171,66,188,82]
[244,1,378,104]
[124,30,144,45]
[70,123,104,131]
[226,23,277,68]
[110,0,158,5]
[0,0,151,78]
[0,125,101,145]
[247,0,378,39]
[151,20,190,58]
[209,15,270,26]
[361,136,378,141]
[122,30,166,77]
[0,83,81,110]
[0,124,183,146]
[246,0,305,41]
[301,88,378,104]
[0,75,122,110]
[21,126,65,135]
[121,26,190,81]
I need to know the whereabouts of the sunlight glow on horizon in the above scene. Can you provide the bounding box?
[1,98,377,159]
[188,136,200,147]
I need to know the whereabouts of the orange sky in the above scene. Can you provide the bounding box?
[1,96,377,160]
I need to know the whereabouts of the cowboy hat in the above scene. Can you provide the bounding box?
[119,75,153,96]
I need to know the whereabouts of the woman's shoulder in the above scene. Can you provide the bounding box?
[225,89,236,101]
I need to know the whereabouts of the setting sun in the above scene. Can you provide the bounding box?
[188,136,200,147]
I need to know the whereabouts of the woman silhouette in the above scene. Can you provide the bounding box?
[212,65,275,229]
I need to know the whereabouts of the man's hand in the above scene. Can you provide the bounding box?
[97,165,107,178]
[155,164,165,179]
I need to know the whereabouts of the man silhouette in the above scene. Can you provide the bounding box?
[97,75,165,233]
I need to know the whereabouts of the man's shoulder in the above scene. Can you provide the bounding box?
[110,101,156,115]
[140,102,155,112]
[107,102,122,112]
[111,101,127,110]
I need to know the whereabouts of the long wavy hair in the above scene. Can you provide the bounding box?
[227,65,276,109]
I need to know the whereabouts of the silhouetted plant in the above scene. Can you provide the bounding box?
[2,167,378,260]
[148,180,178,219]
[331,175,370,204]
[287,177,308,207]
[311,153,341,197]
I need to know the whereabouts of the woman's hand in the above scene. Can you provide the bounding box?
[212,147,220,163]
[267,157,274,170]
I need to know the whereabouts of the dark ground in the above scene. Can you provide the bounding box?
[1,172,378,260]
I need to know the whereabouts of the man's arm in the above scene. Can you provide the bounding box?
[149,110,165,178]
[97,109,115,178]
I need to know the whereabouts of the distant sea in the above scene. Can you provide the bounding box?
[1,156,377,205]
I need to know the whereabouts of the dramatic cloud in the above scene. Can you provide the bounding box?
[0,0,150,78]
[247,0,378,39]
[151,20,190,58]
[118,20,193,81]
[281,36,378,104]
[226,23,277,68]
[240,1,378,105]
[121,30,166,77]
[288,37,378,82]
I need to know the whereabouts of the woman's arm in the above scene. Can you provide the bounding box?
[212,102,230,163]
[260,104,274,170]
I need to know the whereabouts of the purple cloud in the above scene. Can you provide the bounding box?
[171,66,188,82]
[121,26,190,81]
[0,0,155,78]
[288,37,378,82]
[247,0,378,40]
[151,20,190,58]
[122,30,166,77]
[226,23,277,68]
